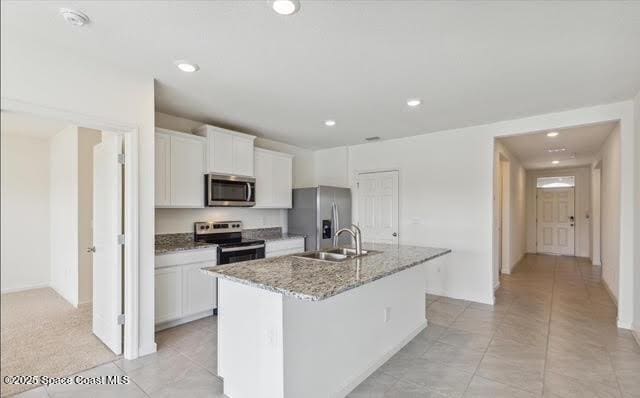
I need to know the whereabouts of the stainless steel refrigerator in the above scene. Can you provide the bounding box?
[288,186,352,251]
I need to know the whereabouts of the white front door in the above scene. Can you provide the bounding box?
[356,171,399,244]
[92,134,123,354]
[537,187,575,255]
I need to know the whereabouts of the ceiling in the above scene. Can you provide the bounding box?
[499,121,617,170]
[2,1,640,149]
[1,111,69,138]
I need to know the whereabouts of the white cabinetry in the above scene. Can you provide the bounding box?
[182,263,216,315]
[155,128,206,208]
[155,248,217,330]
[254,148,293,208]
[155,266,183,324]
[265,238,305,258]
[194,125,256,177]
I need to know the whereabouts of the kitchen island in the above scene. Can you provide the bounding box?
[203,243,450,398]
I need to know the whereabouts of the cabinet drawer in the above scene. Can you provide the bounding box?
[155,248,217,268]
[265,238,305,254]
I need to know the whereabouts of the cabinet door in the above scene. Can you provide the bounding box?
[210,130,234,174]
[155,266,182,324]
[182,263,216,316]
[254,149,273,207]
[233,137,255,177]
[170,135,205,207]
[154,133,171,207]
[272,154,292,208]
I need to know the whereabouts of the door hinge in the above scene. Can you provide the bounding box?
[117,234,126,245]
[117,314,125,325]
[117,153,125,165]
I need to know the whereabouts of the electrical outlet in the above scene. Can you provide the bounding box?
[384,307,391,323]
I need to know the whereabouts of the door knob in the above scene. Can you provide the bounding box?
[87,246,96,253]
[392,232,398,237]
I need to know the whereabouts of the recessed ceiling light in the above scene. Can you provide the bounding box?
[547,131,559,137]
[324,120,336,127]
[60,8,90,27]
[174,60,200,73]
[272,0,300,15]
[552,160,560,165]
[406,99,422,107]
[546,148,567,153]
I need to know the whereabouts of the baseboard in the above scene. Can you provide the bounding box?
[138,342,157,357]
[617,319,633,330]
[155,309,214,332]
[493,281,500,291]
[1,282,49,294]
[602,278,618,306]
[335,320,427,398]
[632,324,640,347]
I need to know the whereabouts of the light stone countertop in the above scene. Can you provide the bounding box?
[154,227,305,255]
[203,243,451,301]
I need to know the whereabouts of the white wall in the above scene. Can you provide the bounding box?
[50,126,79,305]
[493,141,526,280]
[78,128,102,304]
[314,101,637,311]
[347,130,495,304]
[315,147,350,187]
[156,208,286,234]
[597,125,621,301]
[0,133,51,293]
[525,167,591,258]
[2,36,156,356]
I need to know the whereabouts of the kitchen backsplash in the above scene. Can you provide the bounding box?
[155,208,287,234]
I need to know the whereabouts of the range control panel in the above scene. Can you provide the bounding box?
[194,221,243,235]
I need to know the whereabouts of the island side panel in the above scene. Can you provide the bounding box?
[218,279,285,398]
[282,263,427,398]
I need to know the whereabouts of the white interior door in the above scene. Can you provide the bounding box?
[356,171,399,244]
[92,134,123,354]
[537,188,575,255]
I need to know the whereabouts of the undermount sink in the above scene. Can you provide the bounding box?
[294,251,349,262]
[325,248,378,256]
[293,248,381,263]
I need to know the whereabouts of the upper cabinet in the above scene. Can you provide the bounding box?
[155,128,206,208]
[194,125,256,177]
[254,148,293,209]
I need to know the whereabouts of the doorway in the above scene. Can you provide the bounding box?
[355,170,399,244]
[0,110,134,395]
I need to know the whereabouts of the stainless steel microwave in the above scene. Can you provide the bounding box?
[205,174,255,207]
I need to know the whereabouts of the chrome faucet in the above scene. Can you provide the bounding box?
[333,224,363,255]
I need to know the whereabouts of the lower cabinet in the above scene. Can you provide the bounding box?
[265,238,305,258]
[182,263,216,315]
[155,266,183,324]
[155,259,216,330]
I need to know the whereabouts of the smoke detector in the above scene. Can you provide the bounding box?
[60,8,90,27]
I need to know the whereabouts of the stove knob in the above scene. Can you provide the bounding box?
[200,225,206,230]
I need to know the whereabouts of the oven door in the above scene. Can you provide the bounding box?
[207,174,255,207]
[217,244,266,265]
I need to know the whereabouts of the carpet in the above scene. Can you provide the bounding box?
[1,288,117,396]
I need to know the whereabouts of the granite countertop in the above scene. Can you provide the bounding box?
[155,227,306,255]
[155,233,218,255]
[203,243,451,301]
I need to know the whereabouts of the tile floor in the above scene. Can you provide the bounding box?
[13,254,640,398]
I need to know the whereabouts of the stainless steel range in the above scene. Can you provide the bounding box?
[195,221,265,315]
[194,221,265,265]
